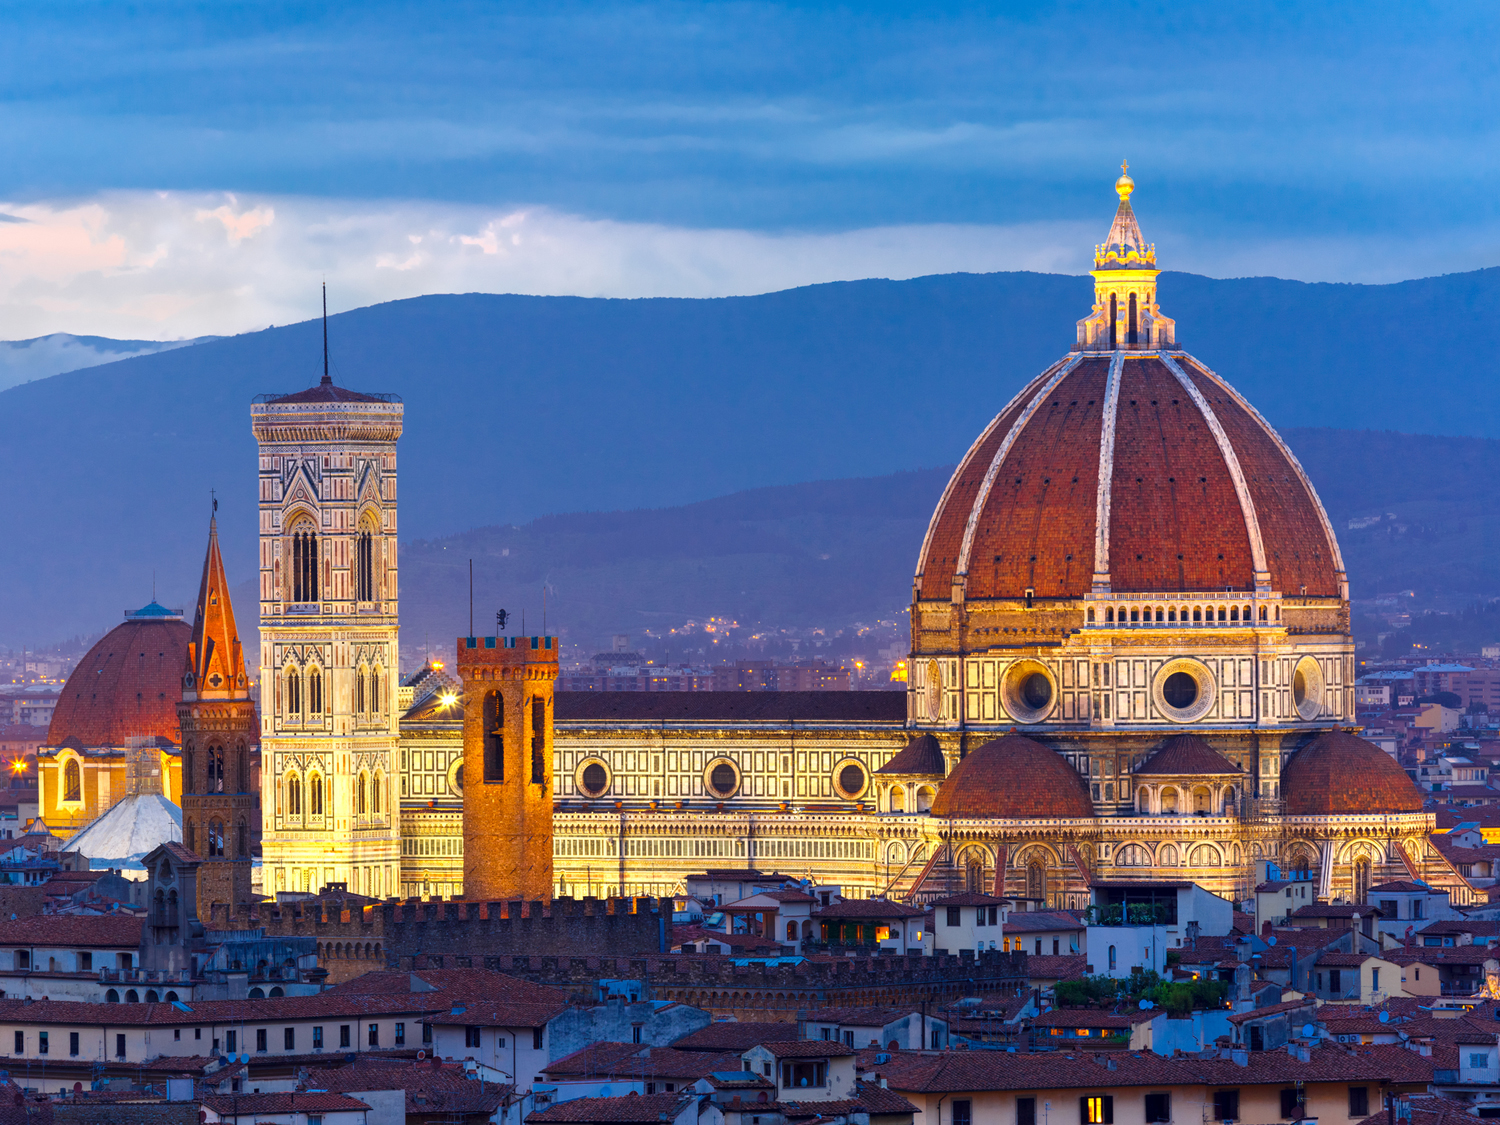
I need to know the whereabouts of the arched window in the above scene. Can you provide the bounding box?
[63,759,81,802]
[1230,605,1240,622]
[1218,606,1227,622]
[483,690,505,782]
[237,820,247,857]
[1136,787,1150,813]
[208,747,224,793]
[1109,292,1118,349]
[889,786,906,813]
[1087,607,1095,623]
[372,771,383,814]
[1189,844,1221,867]
[1155,607,1164,623]
[286,668,302,717]
[786,921,797,941]
[356,773,367,816]
[1243,605,1252,621]
[1128,291,1138,345]
[531,696,546,784]
[287,773,302,816]
[1158,844,1178,866]
[105,990,119,1003]
[1130,608,1139,623]
[355,667,367,715]
[291,518,318,603]
[1105,608,1114,623]
[1259,606,1268,622]
[1193,607,1202,623]
[1027,860,1046,902]
[371,666,382,716]
[1354,857,1372,904]
[308,667,323,714]
[309,772,324,815]
[1117,843,1150,866]
[1160,787,1179,814]
[208,820,224,858]
[1167,608,1176,622]
[356,523,376,602]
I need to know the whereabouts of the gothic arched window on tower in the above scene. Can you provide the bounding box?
[355,667,367,716]
[236,820,247,858]
[531,696,546,784]
[286,668,302,718]
[356,523,376,602]
[63,759,81,803]
[484,690,505,782]
[371,666,382,716]
[208,747,224,794]
[356,773,368,816]
[1109,292,1118,349]
[1128,291,1138,345]
[290,519,319,603]
[308,667,323,715]
[309,771,324,815]
[372,771,383,814]
[208,820,225,858]
[287,772,302,817]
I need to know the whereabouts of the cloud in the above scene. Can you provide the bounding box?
[0,189,1494,342]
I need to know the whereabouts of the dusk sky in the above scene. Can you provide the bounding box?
[1,1,1496,338]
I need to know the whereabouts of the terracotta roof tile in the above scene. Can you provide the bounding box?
[555,692,905,724]
[1283,731,1424,815]
[930,734,1093,819]
[875,734,946,776]
[1134,734,1243,776]
[47,617,190,747]
[528,1094,695,1124]
[671,1022,799,1051]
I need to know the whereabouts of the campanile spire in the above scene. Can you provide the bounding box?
[1076,163,1176,351]
[183,513,247,701]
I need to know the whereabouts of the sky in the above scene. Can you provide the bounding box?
[1,1,1498,339]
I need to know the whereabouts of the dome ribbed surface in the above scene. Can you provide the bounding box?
[929,734,1094,819]
[1282,730,1424,815]
[49,617,190,747]
[916,353,1342,599]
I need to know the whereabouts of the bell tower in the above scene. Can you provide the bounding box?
[251,321,404,901]
[178,512,258,910]
[456,633,557,901]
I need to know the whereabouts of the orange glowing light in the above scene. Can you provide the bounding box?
[430,660,445,670]
[7,760,23,775]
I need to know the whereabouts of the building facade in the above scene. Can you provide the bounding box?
[252,368,404,899]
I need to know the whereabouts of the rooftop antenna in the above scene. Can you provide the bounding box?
[321,281,331,386]
[469,559,474,638]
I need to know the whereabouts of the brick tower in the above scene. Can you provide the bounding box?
[456,634,557,901]
[178,512,259,909]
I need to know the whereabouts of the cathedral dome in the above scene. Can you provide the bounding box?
[48,603,191,748]
[915,175,1345,605]
[929,733,1094,819]
[1281,730,1424,815]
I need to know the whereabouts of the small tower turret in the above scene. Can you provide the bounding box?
[1076,162,1177,351]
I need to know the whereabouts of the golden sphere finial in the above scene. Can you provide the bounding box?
[1115,159,1134,201]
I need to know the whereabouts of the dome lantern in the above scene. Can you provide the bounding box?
[1077,163,1176,351]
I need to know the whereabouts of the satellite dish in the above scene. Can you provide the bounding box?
[1379,1011,1390,1024]
[1301,1024,1316,1038]
[1139,1000,1154,1010]
[1267,935,1278,946]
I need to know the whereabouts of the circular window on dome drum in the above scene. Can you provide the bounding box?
[447,757,465,797]
[1001,660,1057,724]
[574,757,612,799]
[1151,658,1217,723]
[704,757,741,799]
[1291,656,1325,721]
[834,759,868,800]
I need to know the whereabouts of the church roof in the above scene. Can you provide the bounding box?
[183,515,249,701]
[48,617,190,748]
[1134,734,1244,776]
[264,381,390,405]
[63,794,182,870]
[875,733,946,776]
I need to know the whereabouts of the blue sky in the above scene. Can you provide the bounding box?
[0,1,1496,338]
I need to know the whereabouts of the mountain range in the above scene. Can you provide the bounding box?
[7,266,1500,650]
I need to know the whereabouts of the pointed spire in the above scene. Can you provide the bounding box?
[320,282,331,386]
[183,510,248,701]
[1095,159,1156,270]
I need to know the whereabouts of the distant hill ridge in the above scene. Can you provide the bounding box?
[6,266,1500,644]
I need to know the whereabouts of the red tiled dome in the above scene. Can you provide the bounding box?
[929,733,1094,819]
[1282,730,1424,815]
[48,608,190,748]
[915,353,1344,599]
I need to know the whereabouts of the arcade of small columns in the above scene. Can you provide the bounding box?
[549,809,1444,911]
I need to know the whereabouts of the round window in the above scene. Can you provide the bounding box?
[446,758,464,797]
[835,761,867,800]
[706,759,740,799]
[1151,658,1216,723]
[1162,672,1198,709]
[1020,673,1052,709]
[1291,656,1325,721]
[1002,661,1057,723]
[581,762,607,797]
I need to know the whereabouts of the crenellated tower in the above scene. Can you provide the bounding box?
[456,633,557,902]
[252,336,403,901]
[178,513,259,909]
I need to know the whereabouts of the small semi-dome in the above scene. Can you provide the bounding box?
[1282,730,1424,815]
[876,733,946,776]
[48,602,191,748]
[930,733,1094,819]
[1134,733,1243,776]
